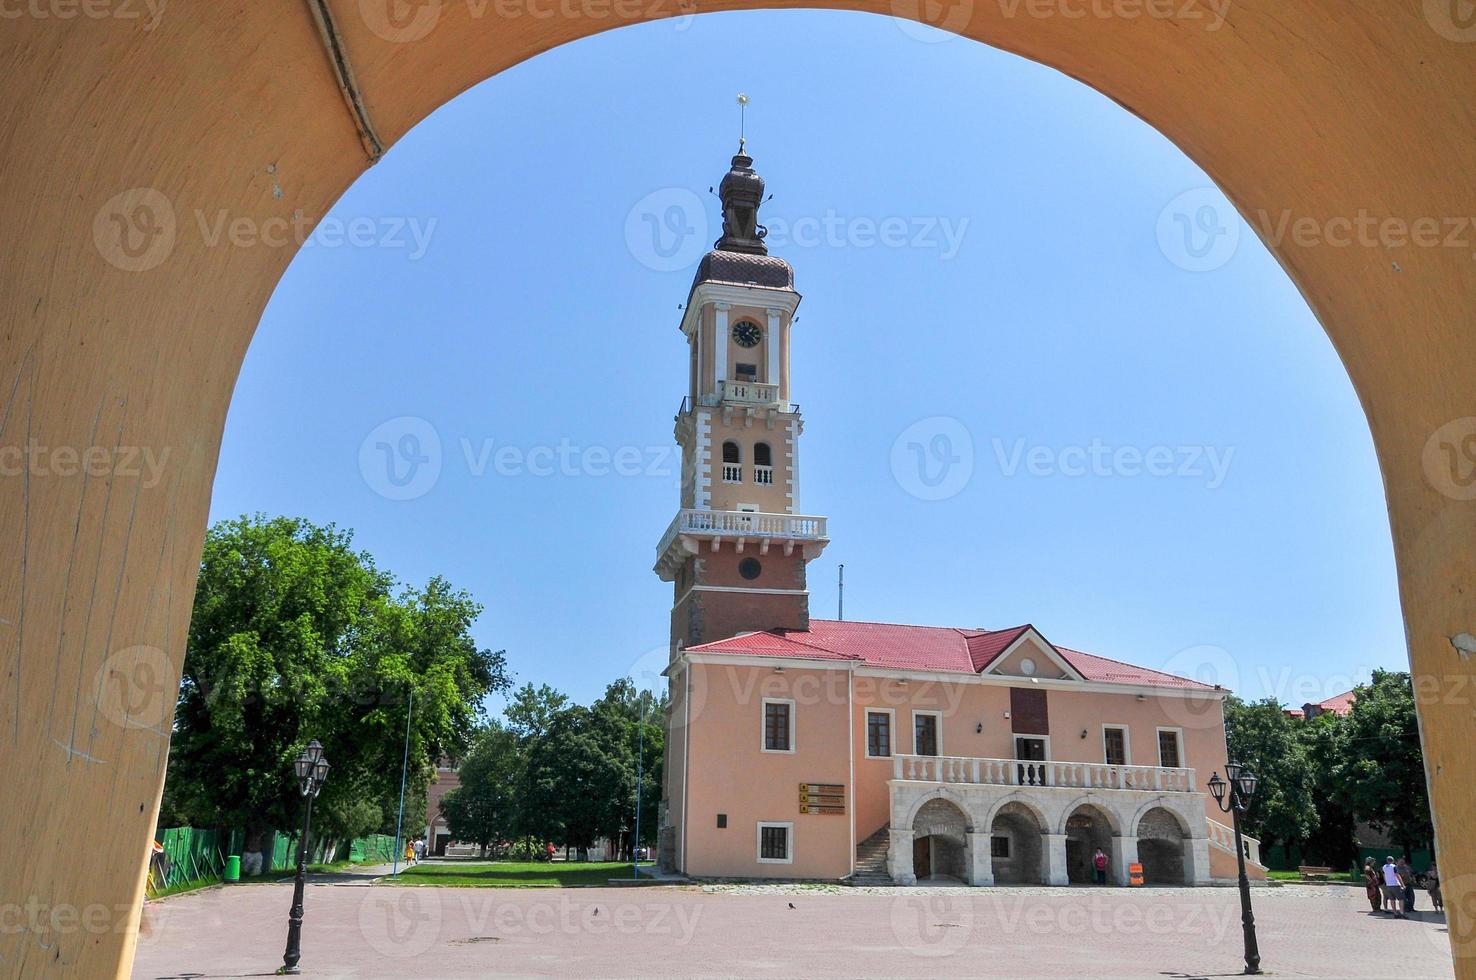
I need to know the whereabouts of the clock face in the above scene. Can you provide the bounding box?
[731,320,762,348]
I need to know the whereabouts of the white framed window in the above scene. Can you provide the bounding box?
[1102,725,1131,766]
[757,822,793,864]
[762,698,795,753]
[865,708,895,758]
[1156,727,1184,769]
[912,710,942,757]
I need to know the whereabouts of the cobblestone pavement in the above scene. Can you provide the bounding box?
[131,881,1455,978]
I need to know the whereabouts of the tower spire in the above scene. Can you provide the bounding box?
[737,93,749,153]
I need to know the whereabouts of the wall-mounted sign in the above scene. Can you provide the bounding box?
[798,783,846,815]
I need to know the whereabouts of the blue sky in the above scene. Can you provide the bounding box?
[209,9,1405,715]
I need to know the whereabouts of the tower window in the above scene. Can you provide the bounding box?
[754,442,773,485]
[735,362,758,379]
[722,441,742,483]
[739,557,762,580]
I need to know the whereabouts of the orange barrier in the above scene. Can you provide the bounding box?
[1129,863,1144,886]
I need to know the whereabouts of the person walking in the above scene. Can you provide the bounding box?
[1092,848,1109,886]
[1427,863,1443,912]
[1362,858,1382,913]
[1398,857,1417,913]
[1381,856,1406,918]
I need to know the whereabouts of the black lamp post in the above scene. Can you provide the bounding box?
[280,739,331,975]
[1209,762,1261,975]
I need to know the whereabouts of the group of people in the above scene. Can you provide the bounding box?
[403,836,428,865]
[1364,856,1442,918]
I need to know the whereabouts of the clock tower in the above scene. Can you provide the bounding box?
[654,146,829,653]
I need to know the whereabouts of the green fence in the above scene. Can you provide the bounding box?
[146,826,399,898]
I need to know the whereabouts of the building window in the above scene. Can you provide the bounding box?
[722,441,742,483]
[717,814,727,829]
[757,822,792,864]
[1103,726,1129,766]
[913,712,940,757]
[991,835,1011,858]
[763,699,793,753]
[753,441,773,485]
[1157,729,1182,769]
[735,362,758,379]
[866,710,892,758]
[739,557,762,580]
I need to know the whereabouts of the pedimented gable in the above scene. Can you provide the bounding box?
[982,628,1085,682]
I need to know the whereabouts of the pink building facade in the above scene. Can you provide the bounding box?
[654,148,1263,885]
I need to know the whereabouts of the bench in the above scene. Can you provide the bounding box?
[1298,865,1333,881]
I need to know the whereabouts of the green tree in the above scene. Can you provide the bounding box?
[1223,695,1320,860]
[439,723,521,857]
[1326,670,1433,857]
[592,679,667,852]
[164,515,509,856]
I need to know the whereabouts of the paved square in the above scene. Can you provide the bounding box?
[131,882,1455,978]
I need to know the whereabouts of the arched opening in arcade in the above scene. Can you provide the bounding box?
[990,801,1047,885]
[911,798,970,883]
[1064,804,1117,884]
[1136,806,1192,886]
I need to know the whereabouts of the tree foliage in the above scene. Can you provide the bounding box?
[1321,670,1432,854]
[443,679,667,857]
[1223,695,1319,852]
[163,515,510,850]
[1223,670,1434,864]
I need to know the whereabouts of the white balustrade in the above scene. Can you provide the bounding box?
[719,380,780,406]
[722,463,743,483]
[1207,818,1263,865]
[754,465,774,485]
[890,754,1198,794]
[657,509,830,558]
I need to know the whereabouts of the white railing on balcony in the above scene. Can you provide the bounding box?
[722,463,742,483]
[1208,817,1263,866]
[892,754,1197,794]
[754,465,774,485]
[657,508,829,560]
[717,380,780,406]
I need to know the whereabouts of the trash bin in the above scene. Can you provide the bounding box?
[225,855,241,883]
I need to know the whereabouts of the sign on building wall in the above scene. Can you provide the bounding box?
[798,783,846,815]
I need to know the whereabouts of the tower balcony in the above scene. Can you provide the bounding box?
[709,379,781,407]
[654,508,829,580]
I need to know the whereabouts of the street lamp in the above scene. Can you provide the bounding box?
[280,739,330,975]
[1209,762,1261,975]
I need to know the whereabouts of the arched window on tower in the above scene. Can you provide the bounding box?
[722,441,742,484]
[754,442,773,485]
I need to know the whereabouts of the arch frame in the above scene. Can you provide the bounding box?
[5,2,1476,975]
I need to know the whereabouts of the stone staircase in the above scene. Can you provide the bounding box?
[845,826,894,886]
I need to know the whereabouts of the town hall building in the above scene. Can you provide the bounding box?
[654,145,1265,887]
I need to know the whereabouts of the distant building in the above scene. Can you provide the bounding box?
[424,761,460,856]
[1300,689,1357,720]
[654,145,1265,887]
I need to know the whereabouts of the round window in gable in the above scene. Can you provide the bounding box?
[739,558,762,581]
[1020,658,1037,676]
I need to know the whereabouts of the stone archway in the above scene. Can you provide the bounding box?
[912,797,969,882]
[7,3,1476,976]
[990,800,1046,885]
[1136,806,1190,885]
[1063,804,1117,885]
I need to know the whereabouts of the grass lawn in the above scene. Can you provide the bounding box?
[385,861,658,887]
[1267,869,1359,883]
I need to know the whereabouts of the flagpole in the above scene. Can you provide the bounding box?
[391,688,413,877]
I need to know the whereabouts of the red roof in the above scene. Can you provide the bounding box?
[1316,689,1357,716]
[686,619,1216,691]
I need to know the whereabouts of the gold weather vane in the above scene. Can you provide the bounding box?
[737,93,750,152]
